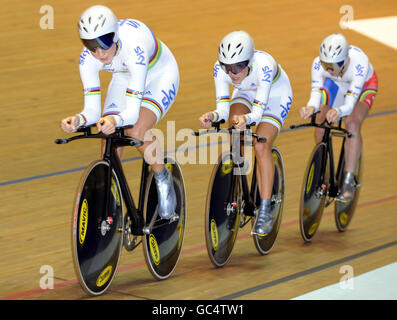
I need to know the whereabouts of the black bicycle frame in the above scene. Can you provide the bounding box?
[230,130,257,217]
[102,134,149,235]
[311,114,349,199]
[193,122,266,219]
[55,125,153,235]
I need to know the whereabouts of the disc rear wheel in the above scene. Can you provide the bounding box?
[252,147,285,254]
[335,151,363,232]
[142,156,187,280]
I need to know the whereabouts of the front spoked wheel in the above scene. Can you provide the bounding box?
[252,147,285,254]
[71,160,123,296]
[300,143,329,242]
[335,151,363,232]
[205,152,241,268]
[142,156,186,280]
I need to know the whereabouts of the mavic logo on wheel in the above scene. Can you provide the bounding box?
[308,222,318,236]
[339,212,349,227]
[272,152,279,163]
[111,178,121,206]
[96,266,112,287]
[149,234,160,266]
[79,199,88,245]
[210,219,219,251]
[221,159,233,176]
[165,163,173,173]
[306,163,315,195]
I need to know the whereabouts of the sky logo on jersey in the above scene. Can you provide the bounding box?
[261,66,273,83]
[162,83,177,109]
[280,96,292,120]
[355,64,365,77]
[79,49,90,65]
[214,63,220,77]
[134,46,146,66]
[119,19,140,28]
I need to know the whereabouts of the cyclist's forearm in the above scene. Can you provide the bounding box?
[307,89,322,111]
[79,95,102,126]
[245,104,263,125]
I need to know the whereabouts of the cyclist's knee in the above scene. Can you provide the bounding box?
[345,116,361,133]
[126,125,153,143]
[316,105,328,122]
[254,140,272,156]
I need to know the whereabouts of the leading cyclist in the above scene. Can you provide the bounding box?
[299,33,378,201]
[199,31,293,236]
[60,5,179,219]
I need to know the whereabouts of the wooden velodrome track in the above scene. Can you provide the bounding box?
[1,0,396,300]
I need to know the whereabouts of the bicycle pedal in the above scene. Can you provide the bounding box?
[325,197,333,207]
[250,230,268,237]
[169,213,179,223]
[335,193,353,203]
[142,226,151,235]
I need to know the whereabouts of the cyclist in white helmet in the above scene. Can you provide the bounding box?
[300,33,378,201]
[60,5,180,220]
[199,30,293,236]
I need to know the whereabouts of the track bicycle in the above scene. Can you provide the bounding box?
[193,121,285,267]
[290,112,363,242]
[55,125,186,296]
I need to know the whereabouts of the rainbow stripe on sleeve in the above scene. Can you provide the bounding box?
[142,97,163,118]
[231,96,251,107]
[261,114,282,128]
[148,38,162,70]
[359,88,377,102]
[272,64,281,84]
[85,87,101,96]
[126,88,142,98]
[253,99,265,109]
[217,96,230,103]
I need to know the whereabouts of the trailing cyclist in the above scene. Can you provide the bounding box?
[299,33,378,201]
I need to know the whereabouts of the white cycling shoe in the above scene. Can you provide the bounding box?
[154,166,177,220]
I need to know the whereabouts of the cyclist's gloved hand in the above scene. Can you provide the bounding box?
[97,116,116,135]
[231,114,246,131]
[326,108,341,123]
[60,116,79,133]
[299,106,315,119]
[199,112,214,129]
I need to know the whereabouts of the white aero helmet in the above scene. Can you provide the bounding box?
[78,5,119,51]
[319,33,349,73]
[218,30,254,74]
